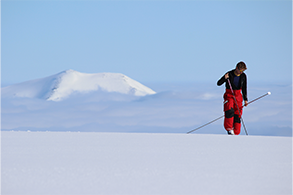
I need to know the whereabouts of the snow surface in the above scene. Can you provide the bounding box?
[1,131,292,195]
[1,70,156,101]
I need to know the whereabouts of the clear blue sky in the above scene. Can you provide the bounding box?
[2,0,292,85]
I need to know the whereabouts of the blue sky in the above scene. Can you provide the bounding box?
[2,0,292,85]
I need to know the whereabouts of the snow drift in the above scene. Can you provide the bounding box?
[1,69,156,101]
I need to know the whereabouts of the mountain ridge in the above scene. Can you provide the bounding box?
[2,70,156,101]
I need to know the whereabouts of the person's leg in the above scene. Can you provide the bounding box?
[233,113,241,135]
[224,95,235,133]
[233,90,243,135]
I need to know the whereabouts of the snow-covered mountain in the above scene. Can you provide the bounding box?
[1,70,156,101]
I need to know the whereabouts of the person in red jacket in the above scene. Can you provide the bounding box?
[217,62,248,135]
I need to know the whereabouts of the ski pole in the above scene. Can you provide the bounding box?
[186,92,271,134]
[241,91,271,108]
[187,115,224,134]
[227,79,248,135]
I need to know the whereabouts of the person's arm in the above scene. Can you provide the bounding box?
[217,72,229,86]
[242,74,248,106]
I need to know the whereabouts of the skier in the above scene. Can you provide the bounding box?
[217,61,248,135]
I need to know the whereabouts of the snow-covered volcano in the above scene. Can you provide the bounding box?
[1,70,156,101]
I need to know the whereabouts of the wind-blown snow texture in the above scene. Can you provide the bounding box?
[1,132,292,195]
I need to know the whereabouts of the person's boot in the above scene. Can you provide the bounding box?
[227,130,235,135]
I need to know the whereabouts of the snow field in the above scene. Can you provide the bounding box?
[1,131,292,195]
